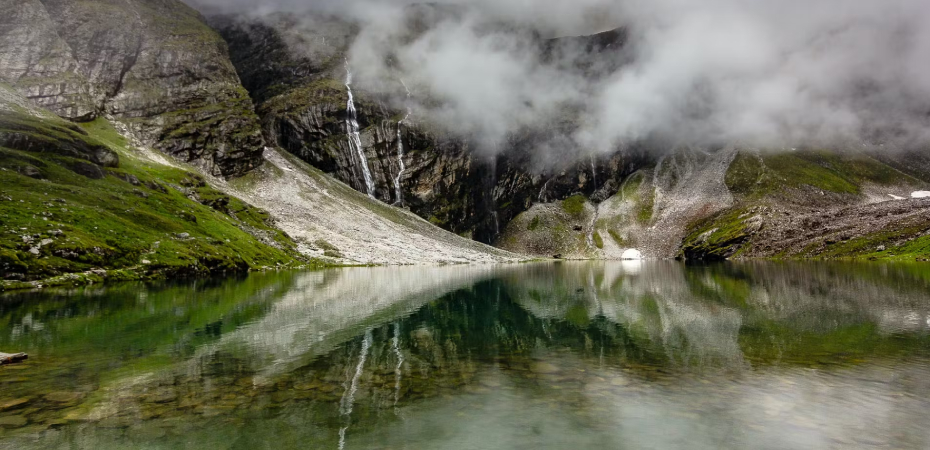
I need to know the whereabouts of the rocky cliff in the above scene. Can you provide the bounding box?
[209,12,930,260]
[3,1,927,270]
[498,144,930,261]
[0,0,264,177]
[1,83,520,290]
[212,14,636,243]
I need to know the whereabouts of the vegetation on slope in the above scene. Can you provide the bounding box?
[0,112,315,291]
[726,150,904,198]
[681,149,930,261]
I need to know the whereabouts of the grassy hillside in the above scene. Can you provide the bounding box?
[0,111,315,291]
[680,149,930,261]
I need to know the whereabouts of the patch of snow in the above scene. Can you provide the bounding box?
[621,248,643,260]
[911,191,930,199]
[888,194,905,200]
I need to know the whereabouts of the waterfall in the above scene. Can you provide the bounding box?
[394,80,412,206]
[586,205,600,253]
[538,177,552,202]
[487,158,500,241]
[590,154,598,188]
[344,61,376,198]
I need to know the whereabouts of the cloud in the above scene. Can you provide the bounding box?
[187,0,930,156]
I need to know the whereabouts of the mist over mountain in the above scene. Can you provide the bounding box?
[2,0,928,289]
[187,0,930,159]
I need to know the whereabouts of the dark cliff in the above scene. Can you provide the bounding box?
[212,14,636,243]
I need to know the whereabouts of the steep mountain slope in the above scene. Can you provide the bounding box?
[0,84,520,290]
[0,0,264,177]
[0,84,305,289]
[2,0,927,274]
[208,10,930,261]
[679,149,930,260]
[499,146,930,260]
[216,147,521,265]
[211,14,634,244]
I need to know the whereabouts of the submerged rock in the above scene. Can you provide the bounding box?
[0,415,27,428]
[0,398,31,411]
[44,391,84,404]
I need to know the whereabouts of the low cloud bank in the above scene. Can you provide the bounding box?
[188,0,930,157]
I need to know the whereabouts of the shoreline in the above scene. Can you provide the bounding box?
[4,255,925,293]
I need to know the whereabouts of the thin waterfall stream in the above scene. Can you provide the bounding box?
[344,61,376,198]
[394,80,412,206]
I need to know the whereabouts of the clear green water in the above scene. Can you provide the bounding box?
[1,261,930,449]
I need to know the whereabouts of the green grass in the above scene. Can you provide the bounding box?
[260,78,348,117]
[592,231,604,249]
[313,239,344,258]
[527,215,541,231]
[561,194,586,217]
[637,188,655,224]
[0,113,318,288]
[688,149,929,261]
[607,229,625,247]
[726,149,908,198]
[619,171,644,199]
[816,226,930,261]
[679,209,752,260]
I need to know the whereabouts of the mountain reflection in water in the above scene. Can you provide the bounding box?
[1,262,929,449]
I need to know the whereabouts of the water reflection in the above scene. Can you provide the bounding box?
[0,262,929,449]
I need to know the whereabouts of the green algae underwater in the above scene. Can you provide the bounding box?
[0,261,929,449]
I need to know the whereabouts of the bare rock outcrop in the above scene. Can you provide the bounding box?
[0,0,264,177]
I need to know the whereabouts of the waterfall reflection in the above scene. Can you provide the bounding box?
[2,262,929,449]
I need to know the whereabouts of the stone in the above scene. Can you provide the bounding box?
[0,415,27,428]
[0,398,30,411]
[18,165,44,179]
[529,362,561,374]
[44,391,84,404]
[128,423,167,440]
[121,174,142,186]
[0,352,28,365]
[610,377,629,386]
[147,389,177,404]
[69,161,105,179]
[97,417,133,428]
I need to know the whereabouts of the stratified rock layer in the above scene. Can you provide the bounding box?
[0,0,264,177]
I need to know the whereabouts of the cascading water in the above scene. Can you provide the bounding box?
[538,177,552,202]
[393,80,412,206]
[586,205,600,252]
[590,154,598,188]
[344,61,376,198]
[486,158,500,242]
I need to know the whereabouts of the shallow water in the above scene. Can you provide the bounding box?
[1,261,929,449]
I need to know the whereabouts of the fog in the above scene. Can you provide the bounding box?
[187,0,930,156]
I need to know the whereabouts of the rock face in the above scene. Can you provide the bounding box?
[0,1,94,119]
[214,15,635,243]
[0,0,264,177]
